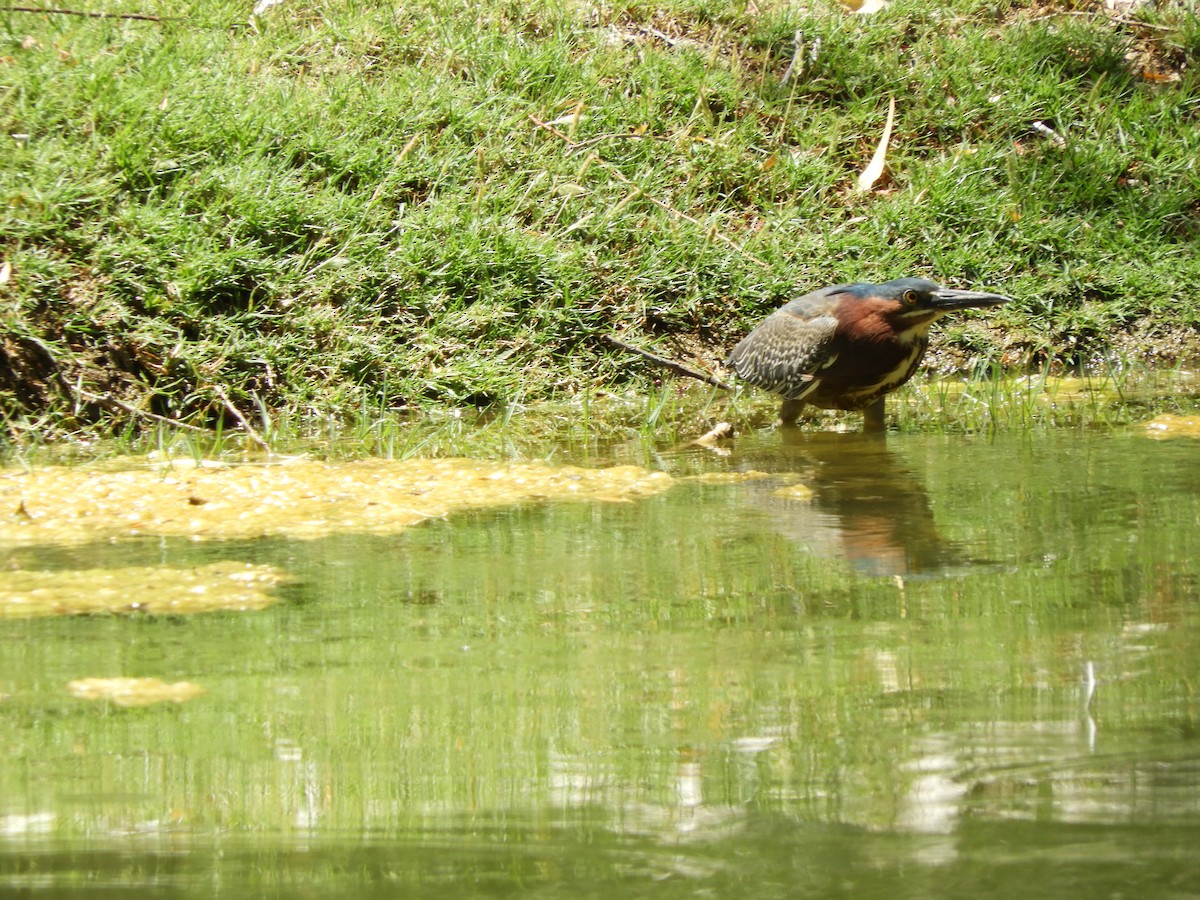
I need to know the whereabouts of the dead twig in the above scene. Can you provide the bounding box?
[0,5,181,21]
[74,388,207,432]
[1031,120,1067,147]
[211,385,271,450]
[1029,10,1175,31]
[602,334,734,391]
[569,130,652,151]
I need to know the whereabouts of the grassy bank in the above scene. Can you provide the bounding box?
[2,0,1199,441]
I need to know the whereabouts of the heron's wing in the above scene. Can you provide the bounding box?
[725,306,839,400]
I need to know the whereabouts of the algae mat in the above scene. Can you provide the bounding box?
[0,457,674,545]
[0,561,290,618]
[66,677,206,707]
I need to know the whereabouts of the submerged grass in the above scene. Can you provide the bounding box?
[2,0,1200,445]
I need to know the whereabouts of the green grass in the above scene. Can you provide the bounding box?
[2,0,1200,444]
[4,365,1197,468]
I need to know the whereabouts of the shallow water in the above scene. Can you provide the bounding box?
[1,427,1199,898]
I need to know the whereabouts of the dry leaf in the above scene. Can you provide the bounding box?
[691,422,733,447]
[838,0,890,12]
[547,102,587,139]
[856,96,896,193]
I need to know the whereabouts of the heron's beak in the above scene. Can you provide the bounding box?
[931,289,1011,311]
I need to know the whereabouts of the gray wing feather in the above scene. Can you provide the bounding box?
[726,309,838,400]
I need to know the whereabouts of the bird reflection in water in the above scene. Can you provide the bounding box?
[733,430,964,578]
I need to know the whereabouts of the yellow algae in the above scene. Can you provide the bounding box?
[67,677,206,707]
[0,561,290,618]
[1144,414,1200,439]
[0,458,674,545]
[772,484,816,501]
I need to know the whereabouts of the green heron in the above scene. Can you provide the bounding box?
[725,277,1010,430]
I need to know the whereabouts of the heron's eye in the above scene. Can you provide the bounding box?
[903,290,919,305]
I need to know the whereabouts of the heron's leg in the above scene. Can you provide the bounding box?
[862,398,886,432]
[779,398,806,427]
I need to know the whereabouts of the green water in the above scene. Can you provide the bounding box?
[2,428,1199,898]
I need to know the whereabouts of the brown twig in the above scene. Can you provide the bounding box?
[1111,15,1175,32]
[530,114,772,270]
[1028,9,1175,30]
[211,385,271,450]
[0,5,180,21]
[74,388,207,432]
[601,334,734,391]
[569,131,652,151]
